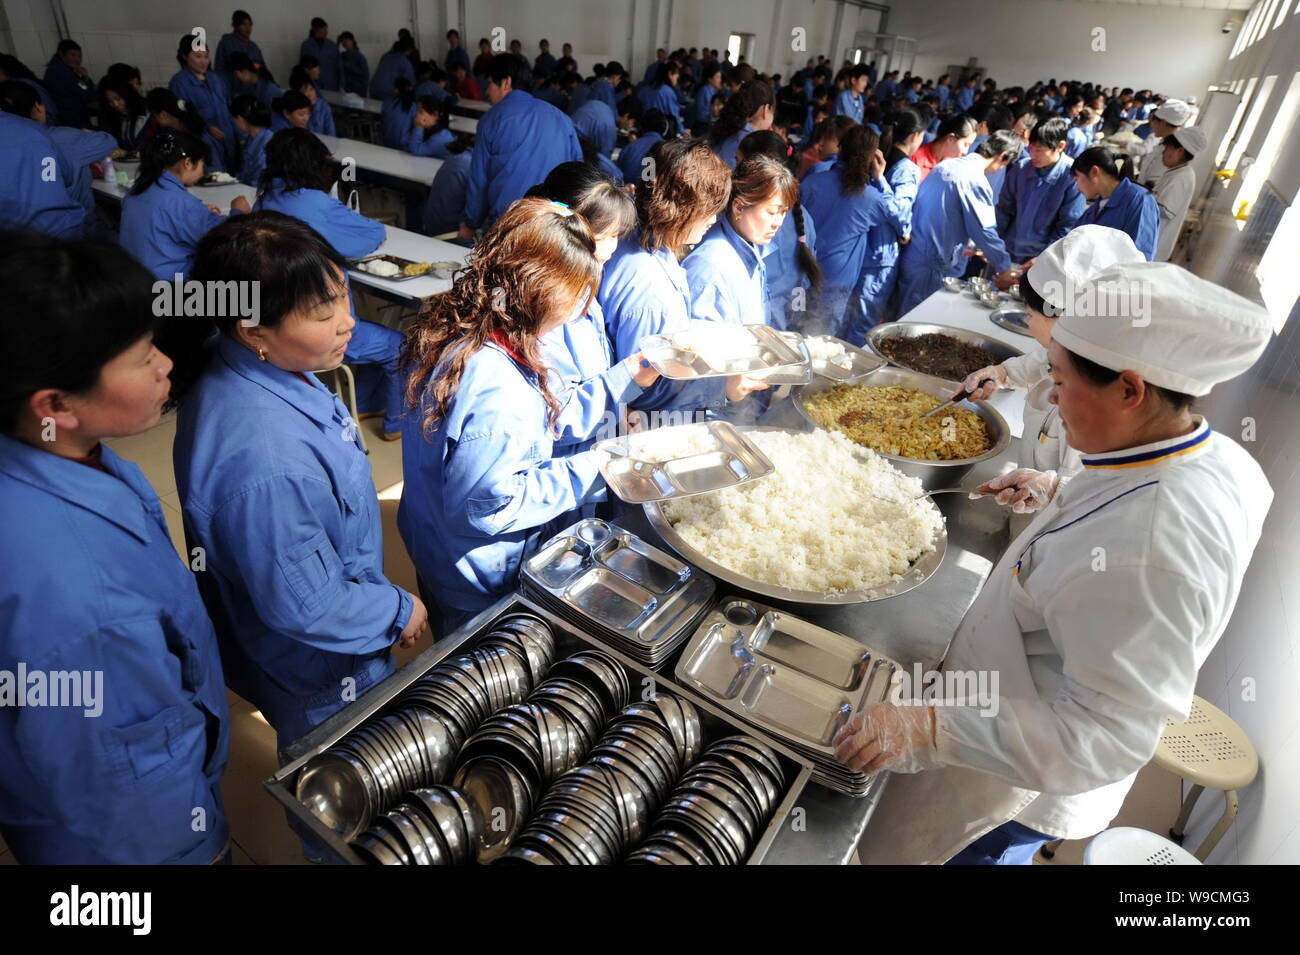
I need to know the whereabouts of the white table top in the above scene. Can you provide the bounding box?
[349,228,469,301]
[456,98,491,114]
[899,288,1033,439]
[92,164,256,211]
[315,133,442,187]
[320,90,477,134]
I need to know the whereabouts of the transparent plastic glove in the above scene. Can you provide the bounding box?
[979,468,1061,513]
[725,374,770,402]
[832,702,942,775]
[958,364,1008,401]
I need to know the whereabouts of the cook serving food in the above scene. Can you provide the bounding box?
[836,260,1274,865]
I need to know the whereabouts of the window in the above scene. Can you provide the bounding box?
[1237,72,1300,216]
[1218,76,1258,165]
[1227,74,1278,172]
[1257,201,1299,331]
[727,33,755,66]
[1275,0,1294,30]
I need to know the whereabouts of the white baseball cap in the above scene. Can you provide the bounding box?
[1153,99,1191,125]
[1170,125,1208,157]
[1027,225,1145,314]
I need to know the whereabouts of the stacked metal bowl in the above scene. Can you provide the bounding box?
[350,785,482,865]
[627,735,785,865]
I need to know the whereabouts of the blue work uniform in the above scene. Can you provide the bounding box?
[598,231,728,420]
[763,204,818,331]
[238,126,272,187]
[996,154,1086,261]
[445,47,471,76]
[174,337,409,745]
[414,80,451,104]
[380,95,416,148]
[341,49,370,96]
[422,151,472,235]
[1065,126,1090,159]
[0,112,82,238]
[230,76,281,110]
[936,84,951,109]
[41,54,95,127]
[404,125,455,159]
[44,126,116,232]
[849,153,921,335]
[801,162,897,340]
[638,82,680,121]
[592,78,618,110]
[308,94,336,136]
[463,90,583,228]
[896,152,1012,317]
[802,153,838,180]
[833,89,864,123]
[693,83,717,124]
[568,83,592,113]
[169,69,237,172]
[255,180,404,435]
[1077,177,1161,262]
[369,51,416,99]
[617,131,662,185]
[535,52,558,77]
[713,122,755,170]
[214,33,266,74]
[301,36,341,90]
[397,341,607,620]
[120,171,227,281]
[0,436,230,864]
[876,79,897,102]
[542,299,642,454]
[571,100,617,156]
[956,85,975,112]
[684,215,772,327]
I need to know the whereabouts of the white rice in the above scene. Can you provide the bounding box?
[660,429,944,593]
[803,336,855,370]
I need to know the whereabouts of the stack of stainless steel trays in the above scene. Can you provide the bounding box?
[593,420,775,504]
[640,322,811,385]
[521,518,715,668]
[674,597,901,796]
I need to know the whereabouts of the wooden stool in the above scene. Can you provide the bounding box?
[1153,696,1258,861]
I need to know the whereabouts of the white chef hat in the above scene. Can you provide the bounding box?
[1051,261,1272,396]
[1153,99,1191,125]
[1169,125,1208,158]
[1027,225,1145,314]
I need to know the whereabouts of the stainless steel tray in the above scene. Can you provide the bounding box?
[641,322,808,380]
[594,420,775,504]
[796,333,887,382]
[349,253,430,282]
[674,597,900,795]
[521,518,715,665]
[989,303,1033,337]
[265,593,814,864]
[865,321,1023,388]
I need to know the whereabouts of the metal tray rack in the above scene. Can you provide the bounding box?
[521,518,715,668]
[265,593,814,864]
[674,597,901,796]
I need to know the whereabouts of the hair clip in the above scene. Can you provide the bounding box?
[550,200,573,217]
[176,98,187,109]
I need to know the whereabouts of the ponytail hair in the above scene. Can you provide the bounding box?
[879,107,923,162]
[838,124,880,195]
[788,203,822,290]
[726,137,822,290]
[394,76,415,112]
[416,94,449,140]
[1073,146,1133,182]
[145,87,205,136]
[709,79,773,148]
[130,128,210,195]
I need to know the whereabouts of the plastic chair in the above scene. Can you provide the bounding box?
[1083,827,1201,865]
[1153,695,1257,861]
[317,363,367,453]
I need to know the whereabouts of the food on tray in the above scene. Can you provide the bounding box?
[402,261,431,276]
[357,258,402,277]
[660,429,942,594]
[201,171,237,184]
[803,384,993,460]
[876,332,999,382]
[803,336,854,370]
[625,426,722,463]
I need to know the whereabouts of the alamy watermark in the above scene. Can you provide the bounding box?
[153,275,261,327]
[0,663,103,717]
[892,663,1000,717]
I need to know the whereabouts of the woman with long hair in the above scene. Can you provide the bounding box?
[708,79,775,168]
[96,74,148,149]
[288,63,335,136]
[229,94,272,187]
[909,113,977,182]
[397,198,610,634]
[1072,147,1160,261]
[168,33,236,172]
[404,94,455,158]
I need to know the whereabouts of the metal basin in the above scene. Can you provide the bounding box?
[865,321,1024,389]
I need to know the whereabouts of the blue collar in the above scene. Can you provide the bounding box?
[215,335,343,431]
[717,214,769,276]
[1078,418,1212,471]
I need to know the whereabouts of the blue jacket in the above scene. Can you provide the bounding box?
[41,54,95,127]
[120,171,227,280]
[169,69,237,172]
[833,89,864,123]
[463,90,582,227]
[341,49,370,96]
[876,79,897,102]
[571,99,617,156]
[865,153,921,269]
[174,337,409,743]
[238,126,272,187]
[214,33,266,74]
[764,203,817,329]
[591,78,619,110]
[713,122,755,170]
[0,435,229,864]
[935,84,951,108]
[398,341,607,612]
[1065,126,1091,159]
[684,215,773,325]
[694,83,718,124]
[309,94,336,136]
[44,126,116,228]
[301,36,341,90]
[618,131,662,184]
[369,51,416,99]
[381,95,417,148]
[567,82,593,114]
[423,151,472,235]
[0,113,82,238]
[801,163,896,291]
[1078,177,1161,262]
[956,85,975,112]
[639,83,680,121]
[445,47,471,76]
[996,154,1086,260]
[404,125,456,159]
[598,231,727,417]
[535,52,558,76]
[542,299,642,454]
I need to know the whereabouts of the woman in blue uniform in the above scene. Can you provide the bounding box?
[599,138,768,425]
[270,90,313,131]
[638,62,681,123]
[289,64,336,137]
[255,129,406,441]
[0,82,83,238]
[737,131,822,331]
[526,163,659,454]
[616,108,670,185]
[0,235,230,864]
[169,34,236,173]
[230,95,272,187]
[380,77,417,148]
[339,33,370,97]
[225,51,281,109]
[398,199,609,634]
[1072,147,1160,261]
[120,129,251,281]
[995,117,1087,263]
[423,138,474,236]
[404,95,456,158]
[168,212,426,747]
[800,125,898,341]
[708,80,775,169]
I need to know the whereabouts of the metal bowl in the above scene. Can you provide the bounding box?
[791,368,1011,489]
[865,322,1024,388]
[940,276,965,292]
[643,425,948,606]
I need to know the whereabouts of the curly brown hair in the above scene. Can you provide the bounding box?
[636,138,731,258]
[400,197,599,437]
